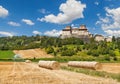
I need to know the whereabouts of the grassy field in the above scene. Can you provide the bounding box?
[0,50,15,59]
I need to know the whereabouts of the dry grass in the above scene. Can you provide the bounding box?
[38,61,60,70]
[68,61,102,70]
[13,48,53,58]
[0,62,119,84]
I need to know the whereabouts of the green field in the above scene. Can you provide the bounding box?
[0,50,15,59]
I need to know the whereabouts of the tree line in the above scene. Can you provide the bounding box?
[0,35,120,58]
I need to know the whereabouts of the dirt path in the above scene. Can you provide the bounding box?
[0,62,119,84]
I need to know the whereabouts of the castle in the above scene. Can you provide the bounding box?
[60,24,112,42]
[60,25,93,42]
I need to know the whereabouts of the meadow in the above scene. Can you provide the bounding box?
[0,50,14,59]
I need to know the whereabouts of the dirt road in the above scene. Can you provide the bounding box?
[0,62,119,84]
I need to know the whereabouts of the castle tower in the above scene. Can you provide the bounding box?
[65,26,71,30]
[79,24,87,30]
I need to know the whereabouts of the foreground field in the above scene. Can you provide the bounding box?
[13,48,53,58]
[0,62,119,84]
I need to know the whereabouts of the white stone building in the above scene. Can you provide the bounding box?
[94,34,104,42]
[60,25,92,42]
[105,37,112,42]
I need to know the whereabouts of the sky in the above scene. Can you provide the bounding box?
[0,0,120,37]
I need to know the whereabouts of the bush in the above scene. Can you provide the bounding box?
[109,50,116,56]
[61,49,76,56]
[87,50,99,56]
[45,47,54,54]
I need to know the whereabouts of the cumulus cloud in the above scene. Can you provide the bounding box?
[33,30,42,35]
[105,30,120,37]
[0,31,14,37]
[0,6,9,18]
[96,7,120,36]
[22,19,35,25]
[8,21,20,26]
[44,29,62,37]
[38,0,86,24]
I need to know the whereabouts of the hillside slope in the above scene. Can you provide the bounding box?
[13,48,53,58]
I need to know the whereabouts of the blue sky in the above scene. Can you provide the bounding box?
[0,0,120,37]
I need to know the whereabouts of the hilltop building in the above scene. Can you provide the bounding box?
[60,24,112,42]
[60,25,93,42]
[105,37,112,42]
[94,34,104,42]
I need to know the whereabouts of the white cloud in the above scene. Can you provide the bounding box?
[22,19,35,25]
[0,31,14,37]
[94,1,99,5]
[8,21,20,26]
[33,30,42,35]
[0,6,9,18]
[105,30,120,37]
[38,0,86,24]
[96,7,120,36]
[44,29,62,37]
[38,8,49,14]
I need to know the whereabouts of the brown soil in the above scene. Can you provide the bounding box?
[13,48,53,58]
[99,63,120,73]
[0,62,119,84]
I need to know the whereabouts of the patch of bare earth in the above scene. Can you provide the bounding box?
[0,62,119,84]
[99,63,120,73]
[13,48,53,58]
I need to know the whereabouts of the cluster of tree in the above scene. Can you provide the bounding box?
[44,36,120,57]
[0,35,120,58]
[84,37,120,57]
[0,35,41,50]
[0,35,83,50]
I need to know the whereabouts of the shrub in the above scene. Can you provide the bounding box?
[61,49,76,56]
[45,47,54,54]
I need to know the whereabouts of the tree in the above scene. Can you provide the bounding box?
[46,47,54,54]
[112,36,116,42]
